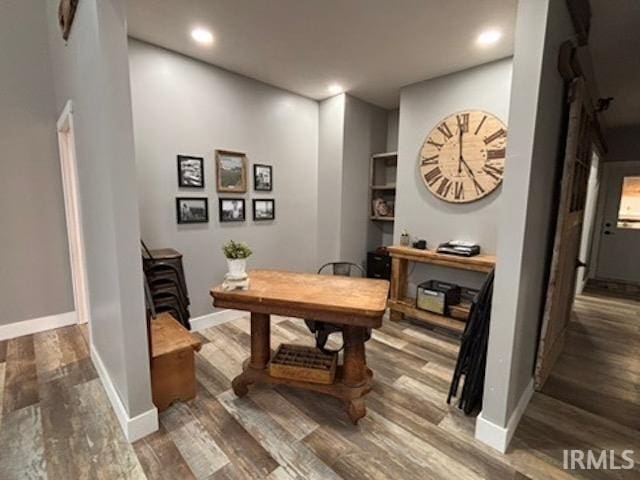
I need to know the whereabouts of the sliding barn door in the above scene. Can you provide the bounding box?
[535,77,593,389]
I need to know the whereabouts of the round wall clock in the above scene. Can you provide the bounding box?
[419,110,507,203]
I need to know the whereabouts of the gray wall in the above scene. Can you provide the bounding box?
[395,58,513,291]
[317,95,345,266]
[0,0,73,325]
[386,109,399,152]
[317,94,389,267]
[45,0,154,419]
[606,125,640,162]
[482,0,573,428]
[342,95,388,263]
[129,39,320,318]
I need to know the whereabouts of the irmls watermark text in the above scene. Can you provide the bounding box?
[563,449,635,470]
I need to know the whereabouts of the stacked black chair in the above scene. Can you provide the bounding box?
[142,242,191,329]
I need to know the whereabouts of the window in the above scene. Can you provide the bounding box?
[617,176,640,229]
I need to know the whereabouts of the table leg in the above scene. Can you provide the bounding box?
[249,312,271,369]
[342,325,368,424]
[232,312,270,397]
[390,257,408,322]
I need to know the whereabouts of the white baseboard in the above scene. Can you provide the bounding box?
[0,311,77,341]
[475,378,535,453]
[190,309,246,332]
[90,347,158,443]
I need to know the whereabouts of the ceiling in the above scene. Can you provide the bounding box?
[590,0,640,127]
[126,0,516,109]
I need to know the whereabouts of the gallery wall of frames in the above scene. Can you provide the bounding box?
[176,150,275,225]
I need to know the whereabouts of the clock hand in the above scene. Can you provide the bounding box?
[460,157,475,178]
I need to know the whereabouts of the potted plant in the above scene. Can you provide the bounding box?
[222,240,252,278]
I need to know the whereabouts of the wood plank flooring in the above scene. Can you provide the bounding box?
[0,293,638,479]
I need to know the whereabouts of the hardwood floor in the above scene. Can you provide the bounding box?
[541,293,640,430]
[0,293,638,479]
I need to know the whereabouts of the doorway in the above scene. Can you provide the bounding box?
[57,100,91,328]
[593,161,640,285]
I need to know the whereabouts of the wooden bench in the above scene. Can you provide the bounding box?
[150,313,202,412]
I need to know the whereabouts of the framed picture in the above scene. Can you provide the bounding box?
[219,198,246,222]
[216,150,247,193]
[253,199,275,221]
[177,155,204,188]
[254,164,273,191]
[176,197,209,224]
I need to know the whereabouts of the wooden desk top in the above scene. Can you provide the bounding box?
[386,245,495,273]
[211,270,390,328]
[151,313,201,358]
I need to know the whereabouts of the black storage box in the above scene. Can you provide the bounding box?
[416,280,461,315]
[367,251,391,280]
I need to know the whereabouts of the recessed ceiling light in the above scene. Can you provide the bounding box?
[327,84,343,94]
[477,29,502,46]
[191,28,214,45]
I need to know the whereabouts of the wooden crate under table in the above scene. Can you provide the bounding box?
[269,343,337,385]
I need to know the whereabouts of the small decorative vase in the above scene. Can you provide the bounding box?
[227,258,247,279]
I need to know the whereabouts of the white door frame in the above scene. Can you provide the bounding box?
[57,100,91,326]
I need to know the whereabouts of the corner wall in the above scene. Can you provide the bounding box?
[317,94,388,267]
[0,0,74,327]
[342,95,388,262]
[45,0,156,441]
[478,0,574,452]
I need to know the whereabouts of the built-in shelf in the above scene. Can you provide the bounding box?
[369,153,397,228]
[388,297,466,335]
[371,151,398,159]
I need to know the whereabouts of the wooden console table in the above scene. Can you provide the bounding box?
[210,270,389,424]
[387,246,496,335]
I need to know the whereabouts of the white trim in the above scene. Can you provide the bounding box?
[475,378,535,453]
[0,311,77,341]
[57,100,91,327]
[90,347,158,443]
[189,309,246,331]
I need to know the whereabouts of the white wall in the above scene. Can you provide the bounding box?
[0,0,74,326]
[394,58,512,291]
[45,0,155,439]
[479,0,574,450]
[129,39,320,317]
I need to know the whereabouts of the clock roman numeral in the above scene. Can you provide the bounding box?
[421,154,439,166]
[436,177,451,197]
[483,164,504,181]
[456,113,469,133]
[424,166,442,186]
[474,114,487,135]
[484,128,506,145]
[426,138,444,150]
[472,177,485,195]
[487,148,506,159]
[454,181,464,200]
[437,122,454,141]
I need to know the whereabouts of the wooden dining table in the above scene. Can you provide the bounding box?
[210,269,389,424]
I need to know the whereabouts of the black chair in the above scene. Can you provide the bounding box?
[305,262,371,353]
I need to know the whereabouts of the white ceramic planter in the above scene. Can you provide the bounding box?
[227,258,247,278]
